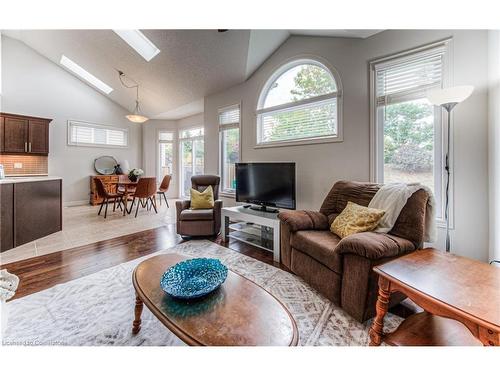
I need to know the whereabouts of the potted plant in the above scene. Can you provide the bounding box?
[128,168,144,182]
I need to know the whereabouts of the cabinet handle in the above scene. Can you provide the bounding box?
[29,142,32,152]
[25,142,27,152]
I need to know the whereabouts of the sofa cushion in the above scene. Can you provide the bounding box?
[291,230,342,274]
[179,208,214,221]
[320,180,380,217]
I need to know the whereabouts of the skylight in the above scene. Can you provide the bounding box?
[60,55,113,94]
[113,30,160,62]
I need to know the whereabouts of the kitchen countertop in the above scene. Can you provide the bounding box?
[0,176,62,184]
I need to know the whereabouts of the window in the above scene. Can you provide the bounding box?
[113,30,160,62]
[60,55,113,94]
[68,120,128,148]
[371,40,450,221]
[179,127,204,197]
[219,104,240,194]
[158,131,174,186]
[256,58,342,146]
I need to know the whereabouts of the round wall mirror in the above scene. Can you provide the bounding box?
[94,156,118,175]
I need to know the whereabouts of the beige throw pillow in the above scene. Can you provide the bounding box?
[331,201,385,239]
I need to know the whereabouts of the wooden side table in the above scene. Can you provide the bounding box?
[369,248,500,346]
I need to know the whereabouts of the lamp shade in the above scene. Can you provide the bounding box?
[427,85,474,106]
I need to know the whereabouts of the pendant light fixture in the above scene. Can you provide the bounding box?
[117,70,149,124]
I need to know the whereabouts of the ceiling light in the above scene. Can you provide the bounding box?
[113,30,160,62]
[60,55,113,94]
[117,70,149,124]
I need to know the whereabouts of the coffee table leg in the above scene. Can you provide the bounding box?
[369,277,390,346]
[132,294,144,334]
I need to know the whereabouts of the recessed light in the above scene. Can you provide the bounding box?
[113,30,160,62]
[60,55,113,94]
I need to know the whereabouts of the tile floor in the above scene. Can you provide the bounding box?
[0,199,178,264]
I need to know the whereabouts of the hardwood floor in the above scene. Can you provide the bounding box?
[1,224,416,318]
[0,224,287,301]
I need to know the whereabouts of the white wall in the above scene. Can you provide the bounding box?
[488,30,500,264]
[204,30,490,261]
[1,35,142,204]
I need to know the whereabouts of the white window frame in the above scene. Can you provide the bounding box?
[369,38,453,227]
[218,103,242,197]
[178,126,205,198]
[255,56,343,148]
[67,120,128,148]
[156,129,175,190]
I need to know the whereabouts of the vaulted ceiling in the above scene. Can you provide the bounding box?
[3,29,382,119]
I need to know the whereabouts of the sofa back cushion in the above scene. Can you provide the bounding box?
[320,181,380,219]
[320,180,429,247]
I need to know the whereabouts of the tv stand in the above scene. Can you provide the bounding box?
[249,204,279,213]
[221,206,281,262]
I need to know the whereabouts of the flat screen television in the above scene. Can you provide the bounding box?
[235,162,296,212]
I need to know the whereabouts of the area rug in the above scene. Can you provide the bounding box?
[2,240,402,346]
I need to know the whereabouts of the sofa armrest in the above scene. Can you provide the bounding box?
[175,200,191,220]
[278,210,329,232]
[336,232,415,260]
[213,200,223,234]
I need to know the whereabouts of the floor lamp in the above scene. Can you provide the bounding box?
[427,85,474,252]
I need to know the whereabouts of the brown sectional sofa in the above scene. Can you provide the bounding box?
[278,180,429,322]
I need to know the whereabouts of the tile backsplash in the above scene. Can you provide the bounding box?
[0,155,48,175]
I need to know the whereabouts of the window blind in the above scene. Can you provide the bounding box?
[259,97,337,144]
[375,47,445,106]
[68,121,128,147]
[218,105,240,129]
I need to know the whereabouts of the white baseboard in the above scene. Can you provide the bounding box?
[64,200,89,207]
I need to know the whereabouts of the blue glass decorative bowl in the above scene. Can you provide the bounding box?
[160,258,228,299]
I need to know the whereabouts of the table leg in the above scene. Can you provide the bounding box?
[132,294,144,334]
[369,277,391,346]
[123,192,129,216]
[222,215,229,242]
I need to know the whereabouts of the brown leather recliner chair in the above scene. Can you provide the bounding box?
[176,175,222,237]
[278,180,430,322]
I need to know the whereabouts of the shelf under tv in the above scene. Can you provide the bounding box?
[221,206,281,262]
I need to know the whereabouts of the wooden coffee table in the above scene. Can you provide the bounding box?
[132,253,299,346]
[369,248,500,346]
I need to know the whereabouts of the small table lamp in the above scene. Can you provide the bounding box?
[427,85,474,252]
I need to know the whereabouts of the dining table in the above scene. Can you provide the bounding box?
[116,181,138,215]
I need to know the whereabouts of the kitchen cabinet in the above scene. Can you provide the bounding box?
[0,113,52,155]
[0,178,62,252]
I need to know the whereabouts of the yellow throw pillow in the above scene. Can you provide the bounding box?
[190,186,215,209]
[331,201,385,239]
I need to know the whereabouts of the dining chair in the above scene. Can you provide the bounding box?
[95,179,125,219]
[129,177,158,217]
[157,175,172,207]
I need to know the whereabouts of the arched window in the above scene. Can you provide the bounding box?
[256,58,342,146]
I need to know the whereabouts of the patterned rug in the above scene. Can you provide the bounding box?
[2,240,402,346]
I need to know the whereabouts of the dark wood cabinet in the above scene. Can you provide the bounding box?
[4,116,29,153]
[0,183,15,252]
[15,180,62,247]
[28,119,50,154]
[0,113,52,155]
[0,116,4,152]
[0,179,62,252]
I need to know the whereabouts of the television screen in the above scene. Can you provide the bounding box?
[235,162,296,210]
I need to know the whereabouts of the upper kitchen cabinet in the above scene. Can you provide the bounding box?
[0,113,52,155]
